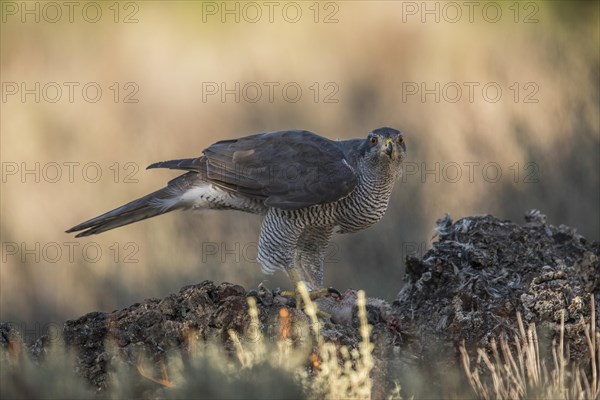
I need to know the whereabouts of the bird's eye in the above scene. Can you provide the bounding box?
[397,137,404,145]
[370,137,378,145]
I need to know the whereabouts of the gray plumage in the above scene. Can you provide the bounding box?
[67,128,406,289]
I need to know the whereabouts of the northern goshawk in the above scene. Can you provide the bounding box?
[67,128,406,291]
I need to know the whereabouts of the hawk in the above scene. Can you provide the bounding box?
[67,128,406,291]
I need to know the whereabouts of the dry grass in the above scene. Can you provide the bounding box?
[460,295,599,399]
[225,283,387,399]
[3,291,598,398]
[295,284,376,399]
[145,284,401,398]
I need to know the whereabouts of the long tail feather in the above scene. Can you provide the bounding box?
[66,172,197,237]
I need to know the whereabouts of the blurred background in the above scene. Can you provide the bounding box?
[1,1,598,335]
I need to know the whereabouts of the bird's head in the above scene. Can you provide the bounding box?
[360,127,406,175]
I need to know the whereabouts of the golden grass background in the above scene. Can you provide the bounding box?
[1,1,598,330]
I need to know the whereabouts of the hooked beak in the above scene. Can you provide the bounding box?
[385,140,393,157]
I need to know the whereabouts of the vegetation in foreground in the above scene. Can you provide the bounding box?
[1,286,598,399]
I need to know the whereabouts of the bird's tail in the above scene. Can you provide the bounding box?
[66,172,196,237]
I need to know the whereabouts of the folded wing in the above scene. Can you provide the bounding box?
[148,130,358,210]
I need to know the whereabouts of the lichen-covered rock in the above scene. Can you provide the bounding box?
[0,322,23,366]
[394,211,599,367]
[60,281,396,391]
[62,282,252,389]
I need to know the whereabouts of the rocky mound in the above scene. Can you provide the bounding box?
[393,211,599,394]
[1,211,598,398]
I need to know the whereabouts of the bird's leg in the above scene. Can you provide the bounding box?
[294,227,328,289]
[292,226,341,301]
[260,217,339,311]
[279,268,304,309]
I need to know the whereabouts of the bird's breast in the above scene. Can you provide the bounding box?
[332,178,394,233]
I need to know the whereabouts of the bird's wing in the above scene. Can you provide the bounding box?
[200,130,358,209]
[147,130,358,209]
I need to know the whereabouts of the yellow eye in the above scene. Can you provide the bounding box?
[370,137,378,145]
[397,137,404,145]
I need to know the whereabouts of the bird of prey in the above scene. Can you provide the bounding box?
[67,128,406,291]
